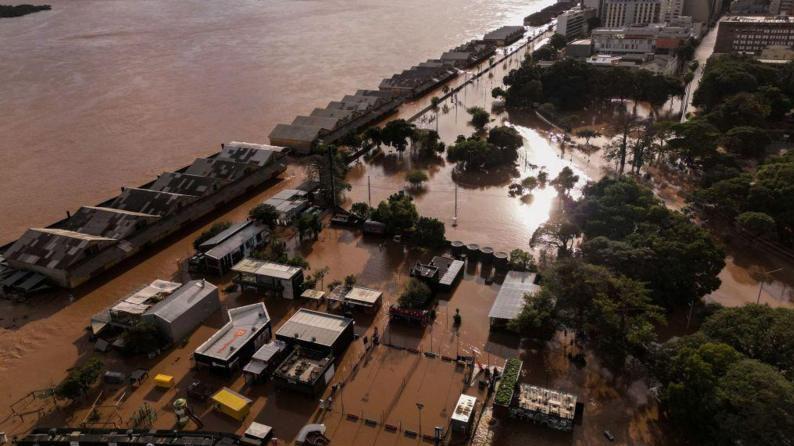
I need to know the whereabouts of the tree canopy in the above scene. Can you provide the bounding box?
[653,333,794,445]
[447,126,523,171]
[398,278,432,309]
[574,177,724,309]
[371,193,418,235]
[693,152,794,246]
[700,304,794,379]
[249,203,280,227]
[503,58,681,111]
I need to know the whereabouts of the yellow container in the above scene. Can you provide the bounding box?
[211,387,252,421]
[154,374,175,388]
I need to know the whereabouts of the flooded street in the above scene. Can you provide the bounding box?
[2,1,794,445]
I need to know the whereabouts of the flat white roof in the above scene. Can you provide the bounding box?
[345,286,382,306]
[111,279,182,315]
[195,303,270,361]
[232,258,302,280]
[451,394,477,423]
[488,271,540,321]
[276,309,352,348]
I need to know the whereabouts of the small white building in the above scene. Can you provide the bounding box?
[328,285,383,311]
[143,279,220,343]
[451,394,478,434]
[196,221,270,276]
[232,258,305,299]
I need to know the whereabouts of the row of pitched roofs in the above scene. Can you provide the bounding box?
[3,142,286,289]
[268,27,525,153]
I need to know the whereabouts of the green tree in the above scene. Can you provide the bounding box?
[122,321,168,356]
[575,129,601,146]
[550,166,579,196]
[531,44,557,62]
[381,119,416,154]
[193,221,232,249]
[509,289,556,340]
[371,193,419,235]
[575,178,724,309]
[413,216,446,248]
[701,304,794,378]
[508,248,535,271]
[350,202,372,220]
[398,278,432,309]
[413,129,445,157]
[716,359,794,446]
[467,107,490,131]
[707,91,771,131]
[654,336,744,441]
[286,255,310,269]
[343,274,357,287]
[530,214,580,257]
[540,259,662,362]
[549,33,567,50]
[249,203,280,227]
[736,211,777,239]
[363,126,382,149]
[720,126,771,159]
[405,169,429,188]
[55,357,104,401]
[487,125,523,151]
[307,145,351,206]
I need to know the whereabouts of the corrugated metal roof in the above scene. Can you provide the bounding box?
[231,258,302,280]
[488,271,540,321]
[148,172,227,197]
[220,142,284,167]
[276,309,352,348]
[110,188,198,216]
[146,280,217,323]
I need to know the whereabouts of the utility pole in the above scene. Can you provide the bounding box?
[452,184,458,227]
[757,267,784,304]
[367,175,372,206]
[326,144,337,209]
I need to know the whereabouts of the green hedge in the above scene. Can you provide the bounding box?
[494,358,522,406]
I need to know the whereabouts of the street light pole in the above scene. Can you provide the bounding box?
[416,402,424,436]
[757,267,784,305]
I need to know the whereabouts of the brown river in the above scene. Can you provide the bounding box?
[0,0,551,244]
[1,0,793,445]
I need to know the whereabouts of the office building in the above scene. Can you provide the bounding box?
[715,16,794,54]
[557,6,597,40]
[601,0,661,28]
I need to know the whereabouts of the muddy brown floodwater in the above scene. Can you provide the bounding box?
[0,0,554,245]
[2,1,794,445]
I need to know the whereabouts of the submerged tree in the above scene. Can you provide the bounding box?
[467,106,490,131]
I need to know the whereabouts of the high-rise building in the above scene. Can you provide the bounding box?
[660,0,684,22]
[715,15,794,54]
[601,0,661,28]
[770,0,794,15]
[683,0,723,23]
[557,6,598,40]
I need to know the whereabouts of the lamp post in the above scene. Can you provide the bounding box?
[416,402,424,436]
[757,267,784,304]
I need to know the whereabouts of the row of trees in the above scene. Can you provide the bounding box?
[499,58,683,113]
[447,116,524,171]
[352,193,446,248]
[353,120,445,159]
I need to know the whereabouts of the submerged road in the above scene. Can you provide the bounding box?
[680,20,720,121]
